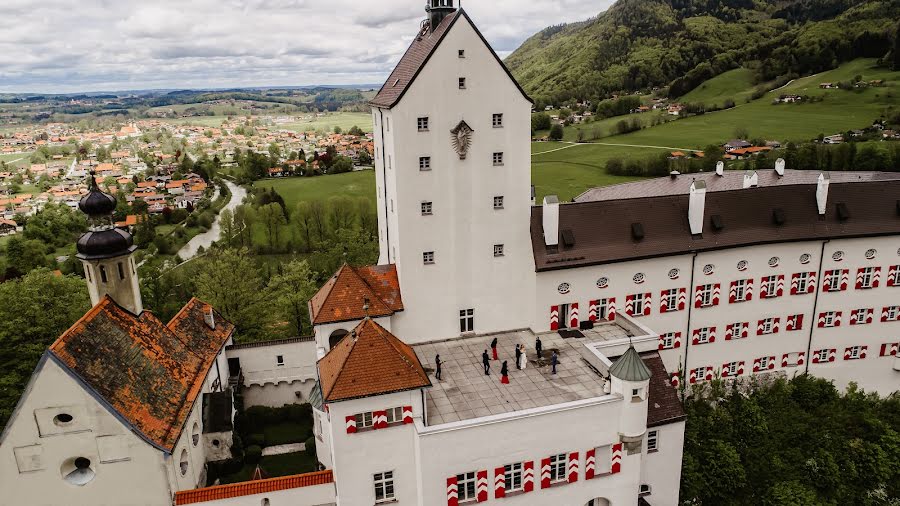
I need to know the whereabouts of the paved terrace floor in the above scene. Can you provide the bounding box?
[412,324,633,426]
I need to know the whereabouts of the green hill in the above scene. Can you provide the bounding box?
[505,0,900,107]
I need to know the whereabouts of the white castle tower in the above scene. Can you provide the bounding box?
[369,2,535,341]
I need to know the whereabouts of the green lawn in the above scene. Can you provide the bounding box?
[532,143,659,201]
[603,59,899,148]
[262,421,312,447]
[679,67,759,106]
[255,171,377,209]
[279,112,373,134]
[0,152,31,169]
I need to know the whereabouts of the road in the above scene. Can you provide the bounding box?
[533,141,701,156]
[177,180,246,260]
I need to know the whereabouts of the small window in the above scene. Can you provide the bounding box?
[631,293,647,316]
[760,318,775,335]
[421,202,433,215]
[631,388,642,400]
[419,156,431,171]
[660,332,677,349]
[858,267,876,289]
[458,49,466,58]
[762,275,778,298]
[423,251,435,264]
[794,272,810,293]
[456,471,477,501]
[847,346,862,360]
[117,262,125,280]
[640,484,652,495]
[825,270,842,292]
[662,288,678,312]
[647,430,659,452]
[417,117,429,132]
[493,152,504,166]
[276,355,284,366]
[549,453,567,483]
[504,462,524,492]
[733,279,749,302]
[494,244,504,257]
[354,412,374,429]
[179,449,189,476]
[458,77,466,89]
[884,306,899,321]
[386,117,390,131]
[99,265,108,283]
[758,356,771,370]
[191,422,200,447]
[85,265,92,282]
[492,113,503,128]
[854,309,869,325]
[695,327,712,344]
[374,471,395,503]
[385,407,404,424]
[460,309,474,333]
[698,284,714,306]
[493,196,504,209]
[822,311,838,327]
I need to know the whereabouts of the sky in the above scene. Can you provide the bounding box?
[0,0,611,94]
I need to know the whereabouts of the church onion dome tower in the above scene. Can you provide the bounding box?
[76,171,142,314]
[425,0,456,31]
[609,345,652,382]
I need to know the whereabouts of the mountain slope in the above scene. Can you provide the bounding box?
[505,0,899,106]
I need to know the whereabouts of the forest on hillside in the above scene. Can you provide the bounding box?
[506,0,900,107]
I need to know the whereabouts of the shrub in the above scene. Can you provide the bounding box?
[245,445,262,465]
[548,124,564,141]
[247,433,266,447]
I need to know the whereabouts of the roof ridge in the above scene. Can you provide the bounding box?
[374,322,426,380]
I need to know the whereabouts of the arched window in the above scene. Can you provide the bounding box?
[99,265,108,283]
[179,449,189,476]
[329,329,350,349]
[191,422,200,447]
[117,262,125,280]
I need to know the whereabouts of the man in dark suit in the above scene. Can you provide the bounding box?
[535,336,543,359]
[482,350,491,375]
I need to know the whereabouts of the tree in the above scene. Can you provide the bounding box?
[531,113,552,132]
[333,126,343,134]
[0,269,90,430]
[347,125,364,136]
[548,124,564,141]
[193,248,266,340]
[257,203,286,250]
[266,260,318,337]
[293,201,316,252]
[733,126,750,140]
[4,236,50,278]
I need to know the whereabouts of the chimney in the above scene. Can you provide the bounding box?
[670,171,680,180]
[743,171,758,189]
[689,180,707,235]
[775,158,785,177]
[816,173,830,215]
[204,307,216,330]
[542,195,559,247]
[715,161,724,177]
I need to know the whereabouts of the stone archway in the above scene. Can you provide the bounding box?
[329,329,350,349]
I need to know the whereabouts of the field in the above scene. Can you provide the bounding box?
[278,112,372,134]
[532,143,657,201]
[678,68,759,106]
[606,59,899,148]
[254,170,376,209]
[0,152,32,169]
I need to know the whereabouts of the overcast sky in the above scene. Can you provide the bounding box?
[0,0,610,94]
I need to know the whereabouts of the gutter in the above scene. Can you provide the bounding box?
[805,239,829,374]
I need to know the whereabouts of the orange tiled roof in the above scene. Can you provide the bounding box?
[49,296,234,451]
[317,318,430,402]
[174,470,334,505]
[308,264,403,325]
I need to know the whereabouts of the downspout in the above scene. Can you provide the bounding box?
[378,108,391,263]
[683,252,698,382]
[805,239,829,374]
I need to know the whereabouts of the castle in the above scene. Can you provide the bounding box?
[1,2,898,505]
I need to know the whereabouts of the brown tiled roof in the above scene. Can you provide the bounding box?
[49,296,233,451]
[574,169,900,202]
[174,470,334,505]
[532,180,900,271]
[641,351,686,427]
[369,12,460,108]
[369,10,531,109]
[309,264,403,325]
[318,319,430,403]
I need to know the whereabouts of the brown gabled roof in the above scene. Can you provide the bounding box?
[49,296,233,451]
[640,351,686,427]
[369,10,531,109]
[533,179,900,271]
[309,264,403,325]
[317,319,430,403]
[174,470,334,505]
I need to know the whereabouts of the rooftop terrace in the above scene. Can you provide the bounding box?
[413,322,637,425]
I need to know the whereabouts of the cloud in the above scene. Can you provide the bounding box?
[0,0,612,93]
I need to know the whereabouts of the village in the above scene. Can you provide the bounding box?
[0,115,375,225]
